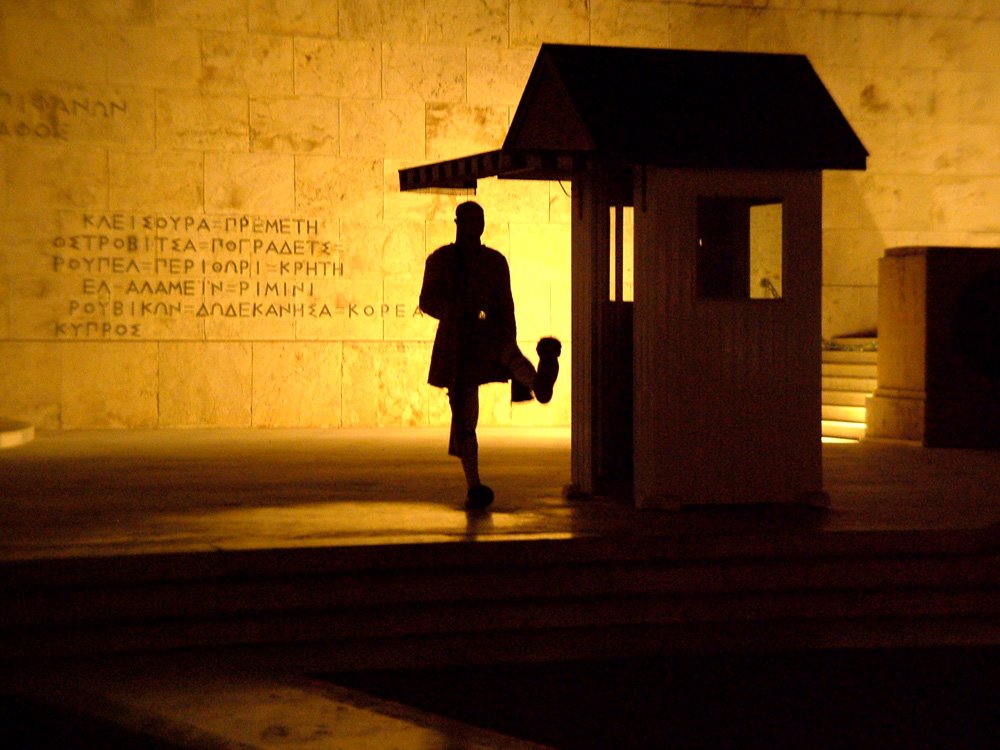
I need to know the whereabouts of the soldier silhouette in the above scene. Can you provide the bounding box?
[419,201,560,510]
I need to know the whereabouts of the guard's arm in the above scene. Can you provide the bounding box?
[494,256,517,341]
[418,252,451,320]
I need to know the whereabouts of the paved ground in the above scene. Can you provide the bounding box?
[3,426,1000,749]
[2,427,999,561]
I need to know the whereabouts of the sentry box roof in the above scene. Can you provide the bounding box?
[399,44,867,192]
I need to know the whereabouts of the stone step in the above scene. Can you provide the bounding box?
[4,532,1000,669]
[822,390,868,407]
[821,362,878,379]
[829,337,878,350]
[821,349,878,365]
[822,375,878,393]
[822,404,866,423]
[822,419,867,440]
[820,339,877,442]
[13,550,1000,631]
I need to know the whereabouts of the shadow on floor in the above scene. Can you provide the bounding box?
[326,646,1000,750]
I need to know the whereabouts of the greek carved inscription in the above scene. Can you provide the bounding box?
[0,87,127,141]
[48,212,422,339]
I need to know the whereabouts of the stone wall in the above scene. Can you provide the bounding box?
[2,0,999,429]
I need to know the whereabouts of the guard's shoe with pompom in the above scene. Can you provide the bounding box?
[465,484,494,510]
[533,337,561,404]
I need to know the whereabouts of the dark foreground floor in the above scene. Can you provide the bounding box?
[1,698,174,750]
[4,429,1000,748]
[328,646,1000,750]
[6,647,998,749]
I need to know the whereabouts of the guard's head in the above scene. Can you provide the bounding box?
[455,201,485,243]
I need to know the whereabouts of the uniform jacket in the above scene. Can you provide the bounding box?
[419,241,518,389]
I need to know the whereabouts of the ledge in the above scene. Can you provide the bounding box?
[0,418,34,449]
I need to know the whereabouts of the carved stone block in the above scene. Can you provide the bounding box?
[382,160,466,223]
[342,342,430,427]
[339,0,425,43]
[294,279,384,341]
[156,92,249,151]
[249,0,339,36]
[61,342,158,428]
[205,153,294,214]
[468,48,536,105]
[3,17,107,83]
[590,0,671,47]
[158,342,252,427]
[250,97,339,154]
[110,152,203,212]
[383,44,467,103]
[867,246,1000,448]
[383,278,436,343]
[108,27,201,87]
[0,343,60,428]
[341,99,424,159]
[7,145,107,211]
[510,0,590,46]
[425,104,508,162]
[201,32,294,95]
[427,0,508,46]
[294,39,380,98]
[295,156,383,220]
[156,0,248,32]
[252,342,343,427]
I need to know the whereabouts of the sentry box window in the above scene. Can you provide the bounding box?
[696,197,783,300]
[609,205,634,303]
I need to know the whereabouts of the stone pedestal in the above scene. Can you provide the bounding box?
[866,246,1000,448]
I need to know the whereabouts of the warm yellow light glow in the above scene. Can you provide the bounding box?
[609,205,634,302]
[749,202,782,299]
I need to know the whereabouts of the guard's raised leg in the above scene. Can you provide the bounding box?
[533,337,561,404]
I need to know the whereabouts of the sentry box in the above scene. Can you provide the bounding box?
[400,44,867,508]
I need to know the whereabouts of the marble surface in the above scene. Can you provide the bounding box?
[425,103,509,161]
[510,0,590,46]
[2,16,107,83]
[205,152,295,214]
[61,341,159,428]
[13,662,549,750]
[4,0,1000,429]
[108,26,201,88]
[201,31,294,95]
[294,155,384,218]
[426,0,509,46]
[156,0,249,32]
[109,151,204,212]
[294,38,381,98]
[341,99,425,159]
[0,342,61,429]
[158,341,253,426]
[250,96,340,154]
[249,0,339,37]
[5,423,1000,748]
[3,427,1000,563]
[251,341,343,427]
[342,342,433,427]
[467,49,536,104]
[156,91,250,151]
[6,144,107,212]
[383,44,468,103]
